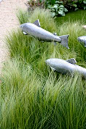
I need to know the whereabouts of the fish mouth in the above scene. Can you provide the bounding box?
[20,25,23,29]
[20,24,24,30]
[45,59,50,65]
[45,60,48,64]
[45,59,53,66]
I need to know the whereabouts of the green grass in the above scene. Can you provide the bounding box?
[1,59,86,129]
[0,8,86,129]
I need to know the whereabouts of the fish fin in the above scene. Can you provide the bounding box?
[59,34,69,49]
[53,33,57,36]
[50,67,56,71]
[66,58,77,64]
[33,19,40,27]
[23,32,28,35]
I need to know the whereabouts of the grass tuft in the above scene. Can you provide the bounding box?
[1,8,86,129]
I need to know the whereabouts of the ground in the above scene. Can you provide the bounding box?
[0,0,27,74]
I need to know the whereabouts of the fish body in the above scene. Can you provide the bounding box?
[20,23,61,42]
[20,20,69,49]
[46,58,86,78]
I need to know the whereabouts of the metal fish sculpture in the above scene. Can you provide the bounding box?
[46,58,86,79]
[78,36,86,47]
[20,19,69,49]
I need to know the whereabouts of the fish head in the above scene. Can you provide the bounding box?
[45,59,52,65]
[20,23,29,30]
[45,58,60,68]
[20,24,25,31]
[45,59,56,71]
[46,58,65,72]
[20,23,29,35]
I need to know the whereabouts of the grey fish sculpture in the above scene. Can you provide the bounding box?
[20,19,69,49]
[46,58,86,79]
[78,36,86,47]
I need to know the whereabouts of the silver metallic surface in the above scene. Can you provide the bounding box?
[46,58,86,78]
[78,36,86,47]
[20,20,69,48]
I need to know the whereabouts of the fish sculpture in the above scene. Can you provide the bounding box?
[78,36,86,47]
[20,19,69,49]
[46,58,86,79]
